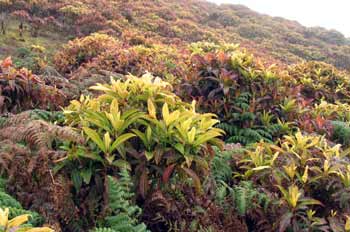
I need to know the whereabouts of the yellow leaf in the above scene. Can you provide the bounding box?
[302,166,309,184]
[26,227,55,232]
[184,155,193,168]
[289,185,301,208]
[104,132,112,153]
[169,111,180,125]
[162,103,170,125]
[283,162,297,180]
[147,98,157,119]
[0,208,9,227]
[8,214,29,228]
[345,215,350,231]
[324,160,330,172]
[110,99,119,115]
[191,100,196,113]
[188,127,196,144]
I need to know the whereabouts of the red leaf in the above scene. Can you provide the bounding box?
[139,170,149,198]
[162,164,176,184]
[182,167,202,195]
[1,57,12,68]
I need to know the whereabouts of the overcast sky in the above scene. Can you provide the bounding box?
[209,0,350,37]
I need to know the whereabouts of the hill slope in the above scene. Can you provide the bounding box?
[1,0,350,69]
[2,1,350,232]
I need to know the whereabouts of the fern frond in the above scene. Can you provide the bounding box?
[91,228,116,232]
[0,184,44,226]
[211,147,233,183]
[94,170,149,232]
[0,120,84,150]
[0,191,23,208]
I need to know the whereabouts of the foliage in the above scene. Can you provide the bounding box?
[2,1,350,231]
[289,61,350,102]
[93,171,148,232]
[0,179,46,228]
[178,47,293,145]
[0,57,65,113]
[231,131,350,231]
[86,43,188,83]
[62,73,224,197]
[13,46,47,73]
[0,207,53,232]
[54,33,119,73]
[2,0,350,70]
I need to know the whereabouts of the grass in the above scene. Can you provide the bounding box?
[0,20,67,60]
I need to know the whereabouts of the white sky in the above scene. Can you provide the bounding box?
[209,0,350,37]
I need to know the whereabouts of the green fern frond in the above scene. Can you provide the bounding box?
[0,191,23,209]
[0,177,7,191]
[215,181,270,216]
[211,147,233,184]
[7,207,44,226]
[0,192,43,226]
[91,228,116,232]
[94,170,149,232]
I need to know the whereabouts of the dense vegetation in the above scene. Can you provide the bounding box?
[1,0,350,232]
[1,0,350,70]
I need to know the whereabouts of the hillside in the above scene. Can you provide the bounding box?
[1,0,350,70]
[1,1,350,232]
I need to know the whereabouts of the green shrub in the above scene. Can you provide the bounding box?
[61,74,224,196]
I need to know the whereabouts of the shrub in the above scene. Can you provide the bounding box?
[178,45,293,145]
[288,61,350,102]
[0,57,65,113]
[62,74,224,197]
[54,33,119,73]
[231,131,350,231]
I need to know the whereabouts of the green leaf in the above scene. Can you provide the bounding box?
[194,130,223,146]
[110,133,136,152]
[145,151,154,161]
[112,159,131,170]
[173,143,185,155]
[71,170,82,191]
[80,168,92,184]
[84,111,111,133]
[131,129,148,147]
[83,127,105,153]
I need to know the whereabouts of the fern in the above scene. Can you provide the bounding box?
[0,180,44,226]
[331,121,350,147]
[211,147,233,184]
[7,207,43,226]
[220,124,270,145]
[30,109,65,124]
[93,228,117,232]
[93,169,149,232]
[217,91,289,145]
[0,117,6,127]
[215,181,270,216]
[0,192,23,208]
[0,118,84,150]
[0,177,6,191]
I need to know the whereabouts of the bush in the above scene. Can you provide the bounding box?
[54,33,119,73]
[62,73,224,197]
[0,57,65,113]
[230,131,350,231]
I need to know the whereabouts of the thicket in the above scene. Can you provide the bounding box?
[1,3,350,230]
